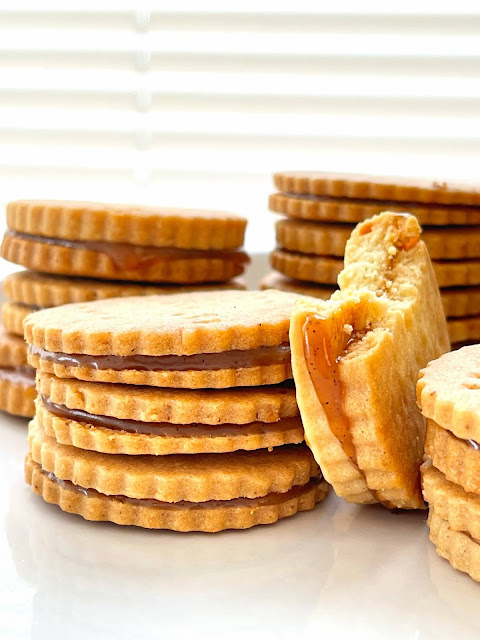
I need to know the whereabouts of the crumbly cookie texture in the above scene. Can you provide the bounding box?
[25,290,301,356]
[28,420,318,502]
[0,326,28,367]
[274,172,480,205]
[418,345,480,441]
[422,461,480,541]
[37,374,298,424]
[1,233,248,283]
[424,420,480,494]
[6,200,247,250]
[290,212,450,509]
[25,455,328,532]
[0,373,35,417]
[35,401,305,455]
[270,249,343,284]
[3,270,245,307]
[269,192,480,226]
[259,272,336,299]
[428,511,480,583]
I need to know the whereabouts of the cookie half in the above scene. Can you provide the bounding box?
[269,192,480,226]
[35,374,303,454]
[0,327,35,417]
[274,172,480,206]
[25,290,301,388]
[259,272,336,299]
[290,212,450,509]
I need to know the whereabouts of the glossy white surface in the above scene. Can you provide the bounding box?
[0,412,479,640]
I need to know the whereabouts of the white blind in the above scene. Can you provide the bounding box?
[1,1,480,269]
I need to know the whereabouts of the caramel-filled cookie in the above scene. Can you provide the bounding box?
[35,374,303,454]
[290,212,449,509]
[2,201,249,282]
[2,271,245,337]
[25,290,303,388]
[0,327,35,417]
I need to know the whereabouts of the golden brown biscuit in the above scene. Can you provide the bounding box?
[28,420,319,502]
[270,249,343,285]
[274,172,480,205]
[428,511,480,583]
[0,367,35,417]
[25,455,328,532]
[290,212,449,509]
[447,317,480,344]
[25,290,301,388]
[259,272,336,298]
[269,192,480,226]
[2,302,31,337]
[0,326,28,367]
[6,200,246,249]
[433,260,480,287]
[441,287,480,318]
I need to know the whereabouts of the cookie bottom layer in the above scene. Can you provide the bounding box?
[428,511,480,582]
[25,456,328,532]
[0,368,36,417]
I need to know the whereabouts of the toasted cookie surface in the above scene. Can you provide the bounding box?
[274,172,480,205]
[290,212,450,509]
[29,420,318,502]
[6,201,247,249]
[25,290,301,388]
[269,192,480,226]
[259,272,336,298]
[25,455,328,532]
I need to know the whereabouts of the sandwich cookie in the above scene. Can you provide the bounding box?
[26,422,327,532]
[259,272,336,299]
[2,270,245,337]
[25,290,303,388]
[290,212,450,509]
[418,344,480,581]
[1,201,249,283]
[0,327,35,417]
[35,373,303,455]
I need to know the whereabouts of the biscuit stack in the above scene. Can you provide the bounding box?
[24,290,328,532]
[264,172,480,348]
[419,345,480,582]
[0,200,249,418]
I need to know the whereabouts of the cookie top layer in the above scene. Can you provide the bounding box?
[24,290,303,356]
[3,270,245,307]
[0,326,28,367]
[418,345,480,441]
[7,200,247,250]
[274,172,480,206]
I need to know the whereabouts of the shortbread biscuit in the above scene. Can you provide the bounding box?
[1,231,249,283]
[290,212,449,509]
[3,270,245,308]
[274,172,480,205]
[418,344,480,442]
[28,420,319,502]
[433,260,480,287]
[422,461,480,541]
[25,290,300,388]
[428,511,480,582]
[259,272,336,299]
[276,217,480,261]
[269,192,480,226]
[7,200,246,250]
[25,455,328,532]
[0,326,28,367]
[270,249,343,284]
[447,317,480,343]
[0,326,35,416]
[424,420,480,495]
[2,302,32,337]
[440,287,480,318]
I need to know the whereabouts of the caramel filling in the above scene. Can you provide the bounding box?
[6,231,250,273]
[30,343,291,372]
[41,395,302,438]
[0,366,35,388]
[43,467,321,510]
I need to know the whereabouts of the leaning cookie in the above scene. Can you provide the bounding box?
[2,201,249,283]
[290,212,449,509]
[0,327,35,417]
[25,290,303,389]
[26,422,326,532]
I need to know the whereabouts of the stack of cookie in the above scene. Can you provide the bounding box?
[264,172,480,348]
[24,290,328,532]
[0,200,249,418]
[418,345,480,582]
